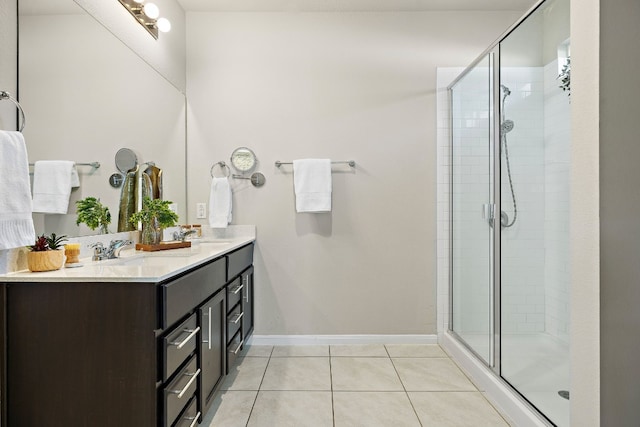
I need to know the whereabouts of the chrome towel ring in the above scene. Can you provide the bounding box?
[0,91,26,132]
[210,161,231,178]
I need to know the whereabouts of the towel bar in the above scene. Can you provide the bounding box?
[275,160,356,168]
[29,162,100,169]
[0,91,26,132]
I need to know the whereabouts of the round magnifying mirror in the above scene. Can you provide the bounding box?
[230,147,257,173]
[115,148,138,174]
[250,172,266,187]
[109,173,124,188]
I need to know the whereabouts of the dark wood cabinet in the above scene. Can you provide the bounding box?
[199,290,225,416]
[0,242,254,427]
[241,266,254,341]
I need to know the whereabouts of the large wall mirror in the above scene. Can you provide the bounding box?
[19,0,186,237]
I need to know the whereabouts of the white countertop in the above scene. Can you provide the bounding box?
[1,236,255,283]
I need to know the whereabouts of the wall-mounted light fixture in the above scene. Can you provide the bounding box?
[118,0,171,40]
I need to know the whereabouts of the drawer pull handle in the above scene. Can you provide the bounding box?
[231,284,244,295]
[168,368,201,399]
[230,311,244,324]
[170,327,200,350]
[232,339,244,355]
[208,306,212,350]
[185,411,201,427]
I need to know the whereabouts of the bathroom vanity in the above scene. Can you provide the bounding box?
[0,237,254,427]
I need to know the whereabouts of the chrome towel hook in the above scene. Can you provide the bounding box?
[0,91,26,132]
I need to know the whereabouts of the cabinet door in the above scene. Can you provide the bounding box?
[199,290,226,415]
[241,266,254,340]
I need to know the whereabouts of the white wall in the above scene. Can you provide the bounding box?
[186,10,522,335]
[570,0,599,423]
[0,0,17,130]
[74,0,187,92]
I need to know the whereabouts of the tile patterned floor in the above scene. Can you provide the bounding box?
[201,344,511,427]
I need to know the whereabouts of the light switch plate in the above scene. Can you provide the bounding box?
[196,203,206,219]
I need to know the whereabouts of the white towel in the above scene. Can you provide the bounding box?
[209,177,232,228]
[32,160,80,214]
[293,159,332,213]
[0,131,36,250]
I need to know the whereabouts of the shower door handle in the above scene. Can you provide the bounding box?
[482,203,495,227]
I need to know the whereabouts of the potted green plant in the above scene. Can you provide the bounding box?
[27,233,68,272]
[129,197,179,245]
[76,197,111,234]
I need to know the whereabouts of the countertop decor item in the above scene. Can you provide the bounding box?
[129,196,179,245]
[64,243,81,265]
[135,241,191,251]
[27,233,68,272]
[76,196,112,234]
[558,57,570,98]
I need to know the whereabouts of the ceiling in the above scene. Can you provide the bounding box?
[176,0,537,12]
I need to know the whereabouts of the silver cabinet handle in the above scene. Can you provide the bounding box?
[168,368,201,399]
[185,412,201,427]
[208,306,212,350]
[231,284,244,295]
[230,311,244,324]
[232,339,244,355]
[243,275,250,303]
[170,327,200,350]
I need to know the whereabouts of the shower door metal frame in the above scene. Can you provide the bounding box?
[447,0,551,376]
[447,48,501,372]
[446,1,562,425]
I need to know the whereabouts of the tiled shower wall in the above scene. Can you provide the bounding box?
[500,67,546,334]
[437,66,570,343]
[543,59,571,344]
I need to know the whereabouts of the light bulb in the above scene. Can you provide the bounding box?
[157,17,171,33]
[143,3,160,19]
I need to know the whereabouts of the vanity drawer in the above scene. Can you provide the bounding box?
[163,257,226,328]
[164,356,199,427]
[227,243,253,280]
[226,277,243,312]
[227,330,244,373]
[162,314,198,382]
[173,395,200,427]
[226,304,243,343]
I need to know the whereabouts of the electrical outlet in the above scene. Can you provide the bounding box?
[196,203,206,219]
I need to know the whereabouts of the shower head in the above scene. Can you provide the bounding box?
[501,84,511,96]
[501,119,514,134]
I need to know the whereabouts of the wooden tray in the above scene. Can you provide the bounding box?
[135,241,192,252]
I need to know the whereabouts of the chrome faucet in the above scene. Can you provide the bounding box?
[173,228,197,242]
[90,239,133,261]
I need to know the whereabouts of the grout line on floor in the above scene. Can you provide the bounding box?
[329,345,336,427]
[385,345,424,427]
[244,347,273,427]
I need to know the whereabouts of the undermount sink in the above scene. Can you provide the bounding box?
[195,239,233,245]
[93,253,184,267]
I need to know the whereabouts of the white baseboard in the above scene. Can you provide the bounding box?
[247,334,437,346]
[440,332,552,427]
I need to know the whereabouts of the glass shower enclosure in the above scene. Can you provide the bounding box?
[449,0,570,425]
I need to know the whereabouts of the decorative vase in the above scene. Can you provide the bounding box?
[27,249,65,272]
[141,218,162,245]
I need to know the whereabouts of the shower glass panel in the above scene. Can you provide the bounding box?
[450,53,494,365]
[499,0,570,425]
